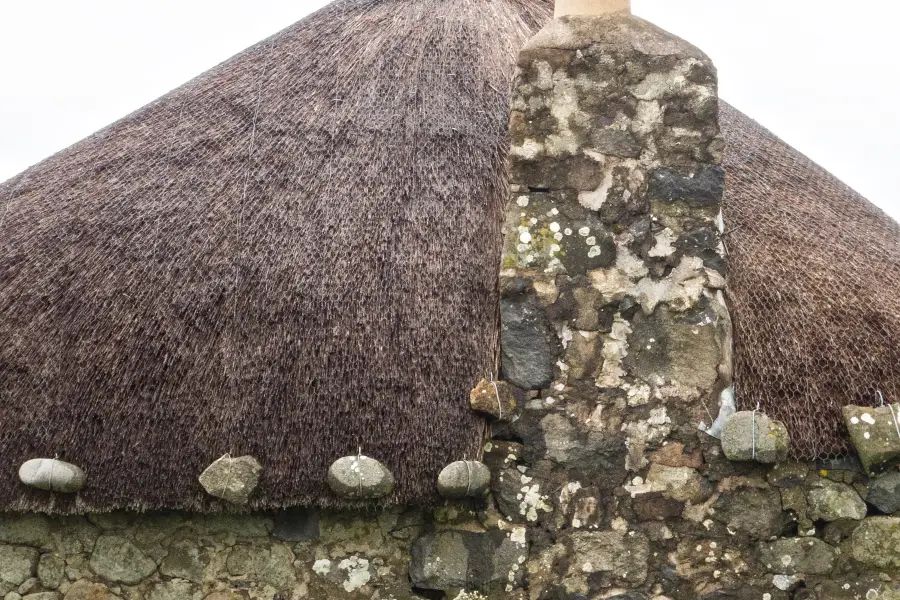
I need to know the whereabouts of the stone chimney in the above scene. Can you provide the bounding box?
[499,0,731,537]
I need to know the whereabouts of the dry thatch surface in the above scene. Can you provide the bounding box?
[0,0,892,512]
[0,0,553,513]
[721,102,900,460]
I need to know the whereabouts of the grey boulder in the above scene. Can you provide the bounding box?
[18,459,85,493]
[327,455,395,500]
[867,472,900,514]
[198,454,262,505]
[437,461,491,499]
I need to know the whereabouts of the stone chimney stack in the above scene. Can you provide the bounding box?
[499,0,731,535]
[555,0,631,17]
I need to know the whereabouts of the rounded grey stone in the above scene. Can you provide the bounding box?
[437,461,491,499]
[18,459,85,493]
[198,454,262,505]
[327,455,395,500]
[720,411,789,463]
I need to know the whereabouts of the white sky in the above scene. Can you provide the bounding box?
[0,1,896,217]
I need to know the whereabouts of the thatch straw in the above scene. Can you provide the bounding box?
[721,101,900,460]
[0,0,892,513]
[0,0,553,513]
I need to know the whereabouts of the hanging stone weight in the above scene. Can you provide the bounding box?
[720,411,789,464]
[198,454,262,505]
[437,461,491,499]
[327,455,395,500]
[469,379,517,420]
[19,458,86,493]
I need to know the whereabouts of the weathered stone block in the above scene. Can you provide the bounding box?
[711,486,787,540]
[0,516,51,548]
[500,298,554,390]
[159,538,209,583]
[225,544,296,590]
[850,517,900,569]
[843,405,900,473]
[60,579,118,600]
[867,472,900,514]
[36,554,64,590]
[806,479,867,522]
[721,411,789,463]
[757,538,835,575]
[0,547,38,586]
[409,530,526,592]
[198,454,261,505]
[88,535,157,585]
[647,166,725,208]
[567,530,649,587]
[147,579,202,600]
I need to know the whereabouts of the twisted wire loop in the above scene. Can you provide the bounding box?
[464,460,472,497]
[751,402,760,461]
[489,374,502,420]
[357,446,363,498]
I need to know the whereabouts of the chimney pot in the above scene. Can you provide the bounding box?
[555,0,631,18]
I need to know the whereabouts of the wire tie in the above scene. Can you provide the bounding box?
[489,374,503,420]
[878,390,885,407]
[464,460,473,497]
[751,402,760,461]
[888,404,900,443]
[48,453,59,493]
[357,446,363,498]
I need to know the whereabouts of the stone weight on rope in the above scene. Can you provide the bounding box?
[198,454,262,505]
[437,460,491,499]
[327,455,395,500]
[721,411,789,463]
[843,404,900,474]
[469,379,517,420]
[19,458,86,493]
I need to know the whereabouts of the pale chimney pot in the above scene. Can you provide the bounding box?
[555,0,631,18]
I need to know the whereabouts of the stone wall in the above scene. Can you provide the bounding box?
[2,11,900,600]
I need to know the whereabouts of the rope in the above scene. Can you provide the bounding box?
[489,375,502,420]
[751,402,760,460]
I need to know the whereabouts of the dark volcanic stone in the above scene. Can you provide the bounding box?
[273,507,320,542]
[500,297,554,390]
[647,165,724,207]
[633,493,684,521]
[868,472,900,514]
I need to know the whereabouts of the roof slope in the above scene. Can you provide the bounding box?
[0,0,553,513]
[721,103,900,459]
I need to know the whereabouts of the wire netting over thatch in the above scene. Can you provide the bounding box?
[0,0,554,513]
[721,102,900,460]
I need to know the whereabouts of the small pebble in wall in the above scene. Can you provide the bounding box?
[19,458,86,493]
[327,454,395,500]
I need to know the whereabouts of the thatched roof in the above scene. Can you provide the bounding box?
[0,0,553,513]
[0,0,893,513]
[721,103,900,460]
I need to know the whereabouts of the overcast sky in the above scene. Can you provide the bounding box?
[0,1,896,218]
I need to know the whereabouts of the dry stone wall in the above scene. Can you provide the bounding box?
[2,12,900,600]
